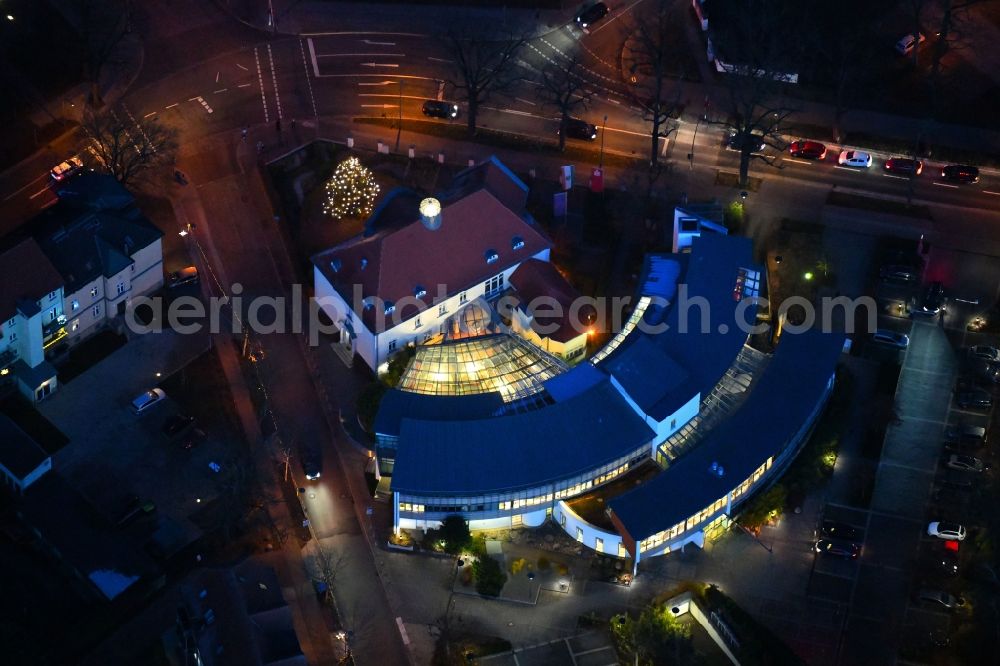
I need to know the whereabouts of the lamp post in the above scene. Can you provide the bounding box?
[599,114,607,169]
[395,80,403,152]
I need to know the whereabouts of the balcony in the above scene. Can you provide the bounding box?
[42,315,68,350]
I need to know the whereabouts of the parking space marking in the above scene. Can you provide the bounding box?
[253,46,271,123]
[879,460,937,474]
[786,158,813,165]
[984,190,1000,196]
[882,173,908,180]
[933,182,959,189]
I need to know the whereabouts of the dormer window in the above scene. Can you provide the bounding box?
[362,296,375,311]
[414,285,427,299]
[384,301,396,315]
[485,249,499,264]
[511,236,524,250]
[329,258,342,272]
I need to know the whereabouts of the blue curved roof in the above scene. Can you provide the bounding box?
[609,328,845,541]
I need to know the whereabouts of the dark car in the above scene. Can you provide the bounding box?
[885,157,923,176]
[421,100,459,119]
[116,496,156,526]
[303,454,322,480]
[916,588,965,610]
[879,264,919,283]
[788,140,827,160]
[559,117,598,141]
[956,389,992,410]
[944,424,987,449]
[168,266,199,288]
[932,549,960,576]
[162,413,195,438]
[179,427,206,450]
[819,519,863,542]
[814,538,860,559]
[575,2,609,28]
[911,281,945,316]
[941,164,980,183]
[727,130,766,153]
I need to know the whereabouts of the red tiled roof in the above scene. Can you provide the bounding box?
[314,187,550,331]
[509,258,592,342]
[0,238,63,323]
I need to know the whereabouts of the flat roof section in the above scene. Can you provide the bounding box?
[609,328,845,542]
[391,378,655,496]
[0,413,49,480]
[374,389,504,438]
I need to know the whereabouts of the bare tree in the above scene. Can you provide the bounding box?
[83,109,177,187]
[76,0,130,107]
[708,1,801,188]
[537,56,593,152]
[622,0,687,192]
[443,22,527,135]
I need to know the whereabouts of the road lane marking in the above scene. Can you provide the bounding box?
[882,173,908,180]
[307,38,320,77]
[428,56,453,63]
[515,97,536,106]
[361,104,398,108]
[359,93,436,101]
[214,88,228,94]
[302,31,426,37]
[359,80,398,86]
[188,96,201,101]
[254,46,271,123]
[3,173,48,201]
[319,52,406,58]
[144,111,157,118]
[785,158,813,165]
[602,125,649,138]
[215,71,220,83]
[317,73,438,81]
[985,190,1000,196]
[236,63,248,71]
[362,39,396,46]
[165,102,179,108]
[267,43,283,119]
[834,165,863,172]
[361,63,400,68]
[932,182,958,188]
[300,38,319,120]
[237,83,252,88]
[501,109,534,116]
[29,188,50,199]
[437,81,445,100]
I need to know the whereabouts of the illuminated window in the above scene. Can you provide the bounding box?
[595,537,604,553]
[618,543,627,558]
[90,287,99,298]
[576,527,583,542]
[71,300,79,311]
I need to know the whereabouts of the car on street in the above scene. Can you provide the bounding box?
[303,453,322,480]
[911,281,945,316]
[162,413,195,438]
[885,157,923,176]
[168,266,199,288]
[945,454,985,473]
[945,424,987,449]
[50,156,84,182]
[968,345,1000,362]
[879,264,919,283]
[421,100,459,119]
[928,521,967,541]
[116,496,157,526]
[131,388,166,414]
[814,538,860,559]
[896,32,926,55]
[956,389,992,410]
[941,164,979,183]
[559,117,598,141]
[838,150,872,168]
[788,140,827,160]
[819,519,863,542]
[575,2,609,29]
[873,329,909,349]
[915,588,964,610]
[727,130,766,153]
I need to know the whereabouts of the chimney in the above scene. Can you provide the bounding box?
[419,197,441,231]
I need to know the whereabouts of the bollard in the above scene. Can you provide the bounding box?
[438,152,445,164]
[408,145,415,159]
[347,137,354,148]
[377,140,385,154]
[468,158,475,167]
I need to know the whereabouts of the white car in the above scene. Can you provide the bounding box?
[838,150,873,168]
[946,454,985,473]
[50,156,84,181]
[896,32,926,56]
[968,345,1000,362]
[131,388,166,414]
[927,521,966,541]
[873,329,909,350]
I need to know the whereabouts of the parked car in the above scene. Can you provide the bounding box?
[946,454,985,473]
[838,150,872,168]
[896,32,926,56]
[819,519,863,542]
[575,2,609,29]
[727,130,766,153]
[162,413,195,438]
[944,424,987,449]
[941,164,980,183]
[968,345,1000,362]
[179,427,206,450]
[814,538,860,559]
[873,329,909,349]
[956,389,992,410]
[916,588,964,610]
[928,521,967,541]
[559,117,598,141]
[168,266,199,288]
[879,264,919,283]
[116,496,157,526]
[788,140,827,160]
[911,281,945,316]
[131,388,166,414]
[933,549,960,576]
[421,100,459,119]
[885,157,923,176]
[50,156,84,181]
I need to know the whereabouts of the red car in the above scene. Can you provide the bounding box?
[788,140,827,160]
[884,157,923,175]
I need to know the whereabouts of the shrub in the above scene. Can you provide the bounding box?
[439,515,471,555]
[510,558,528,575]
[474,556,507,596]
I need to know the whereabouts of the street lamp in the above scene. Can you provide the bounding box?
[599,115,607,169]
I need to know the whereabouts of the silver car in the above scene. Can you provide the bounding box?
[873,329,909,349]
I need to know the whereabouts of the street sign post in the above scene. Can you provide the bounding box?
[590,167,604,193]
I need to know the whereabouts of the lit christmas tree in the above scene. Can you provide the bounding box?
[322,157,380,220]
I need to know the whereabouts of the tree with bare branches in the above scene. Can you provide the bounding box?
[442,22,527,135]
[708,0,801,188]
[537,56,593,152]
[622,0,687,191]
[82,109,177,187]
[76,0,130,108]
